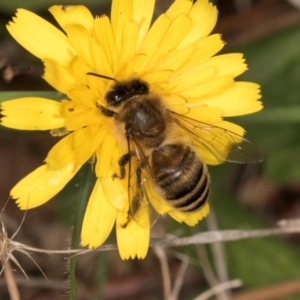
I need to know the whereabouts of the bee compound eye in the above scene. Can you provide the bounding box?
[106,91,123,105]
[113,93,123,102]
[105,79,149,107]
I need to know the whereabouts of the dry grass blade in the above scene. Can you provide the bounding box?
[15,218,300,256]
[3,260,20,300]
[0,218,22,300]
[153,245,171,300]
[206,211,230,300]
[154,246,190,300]
[196,245,225,300]
[152,219,300,248]
[287,0,300,10]
[0,202,48,300]
[0,219,45,281]
[169,256,189,300]
[193,279,243,300]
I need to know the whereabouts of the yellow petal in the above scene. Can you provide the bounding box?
[81,179,117,248]
[184,106,223,123]
[1,98,65,130]
[166,0,192,19]
[182,76,234,99]
[7,9,75,66]
[65,24,94,70]
[136,14,191,71]
[157,94,188,111]
[90,36,114,76]
[68,56,100,91]
[199,53,247,78]
[133,14,170,71]
[71,124,106,165]
[201,82,262,117]
[184,203,210,226]
[132,0,155,48]
[163,74,233,100]
[94,15,119,73]
[116,210,150,260]
[95,131,117,178]
[111,0,133,56]
[151,44,195,73]
[145,181,171,215]
[110,142,127,171]
[101,173,127,211]
[68,85,97,108]
[43,59,78,94]
[85,72,107,102]
[141,69,174,87]
[11,162,80,209]
[60,100,101,131]
[168,203,209,224]
[49,5,94,32]
[45,134,76,170]
[178,0,218,48]
[169,54,244,94]
[109,0,155,64]
[181,34,225,70]
[168,65,217,94]
[118,20,139,66]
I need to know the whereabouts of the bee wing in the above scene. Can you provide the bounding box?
[123,138,151,229]
[171,111,264,164]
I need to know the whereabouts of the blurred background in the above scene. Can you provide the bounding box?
[1,0,300,299]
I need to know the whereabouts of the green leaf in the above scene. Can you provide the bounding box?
[66,163,96,300]
[93,252,109,299]
[0,0,111,14]
[235,107,300,124]
[209,166,300,290]
[227,25,300,184]
[265,146,300,184]
[0,91,63,102]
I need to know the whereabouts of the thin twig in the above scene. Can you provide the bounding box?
[3,260,20,300]
[0,276,66,290]
[152,221,300,248]
[287,0,300,10]
[153,245,171,300]
[206,212,230,300]
[196,245,224,300]
[5,219,300,255]
[169,257,189,300]
[233,278,300,300]
[193,279,243,300]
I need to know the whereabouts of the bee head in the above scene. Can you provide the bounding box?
[105,79,149,107]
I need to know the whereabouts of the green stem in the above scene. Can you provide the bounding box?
[69,163,96,300]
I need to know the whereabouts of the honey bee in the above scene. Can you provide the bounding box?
[88,74,264,227]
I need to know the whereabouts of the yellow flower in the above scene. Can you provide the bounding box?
[1,0,262,259]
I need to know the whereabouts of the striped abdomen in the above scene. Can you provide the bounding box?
[151,144,210,212]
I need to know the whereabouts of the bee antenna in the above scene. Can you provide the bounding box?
[87,72,117,82]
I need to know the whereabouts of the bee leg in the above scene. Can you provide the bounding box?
[112,152,133,180]
[131,165,144,214]
[121,165,144,228]
[97,104,117,118]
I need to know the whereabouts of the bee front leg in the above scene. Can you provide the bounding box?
[97,104,117,118]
